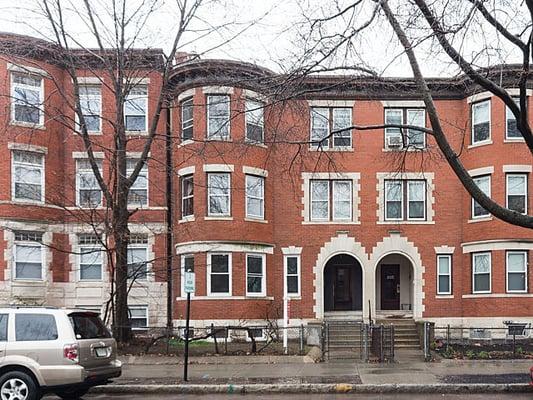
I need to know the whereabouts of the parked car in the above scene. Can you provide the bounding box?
[0,306,121,400]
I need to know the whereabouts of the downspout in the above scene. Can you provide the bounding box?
[165,103,174,331]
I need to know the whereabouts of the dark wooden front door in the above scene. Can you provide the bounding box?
[381,264,400,310]
[333,266,352,310]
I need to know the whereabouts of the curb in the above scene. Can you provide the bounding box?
[92,383,533,394]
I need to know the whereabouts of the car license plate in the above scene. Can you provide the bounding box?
[95,347,108,357]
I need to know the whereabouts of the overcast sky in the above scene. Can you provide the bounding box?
[0,0,525,78]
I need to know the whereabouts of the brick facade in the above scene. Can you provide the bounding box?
[0,33,531,331]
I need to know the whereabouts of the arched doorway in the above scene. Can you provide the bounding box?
[324,254,363,312]
[375,253,414,312]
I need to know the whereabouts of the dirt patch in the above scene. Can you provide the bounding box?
[435,342,533,360]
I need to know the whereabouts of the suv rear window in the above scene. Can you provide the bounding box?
[16,314,58,341]
[69,312,111,339]
[0,314,7,341]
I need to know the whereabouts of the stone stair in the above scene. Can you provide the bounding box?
[375,318,420,349]
[324,321,363,362]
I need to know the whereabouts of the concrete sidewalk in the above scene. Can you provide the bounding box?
[115,350,532,386]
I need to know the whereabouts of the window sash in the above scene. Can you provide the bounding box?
[79,246,102,281]
[79,86,101,132]
[127,246,148,280]
[208,253,231,295]
[126,160,148,207]
[11,73,43,125]
[245,99,264,143]
[285,255,300,296]
[14,243,43,280]
[471,100,491,143]
[208,173,231,216]
[385,180,403,220]
[310,107,329,148]
[332,108,352,148]
[506,251,527,293]
[128,306,148,329]
[124,86,147,131]
[506,97,521,139]
[207,95,230,139]
[506,174,527,214]
[77,160,103,208]
[437,255,452,295]
[181,175,194,218]
[245,175,264,219]
[310,107,352,148]
[407,180,426,220]
[181,98,194,140]
[385,108,426,149]
[472,252,491,293]
[13,151,44,202]
[472,175,491,218]
[332,180,352,220]
[246,254,265,296]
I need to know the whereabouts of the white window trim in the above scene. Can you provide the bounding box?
[309,107,353,150]
[207,252,232,296]
[181,174,194,218]
[78,245,103,282]
[13,242,44,282]
[76,160,103,208]
[124,86,148,134]
[206,94,230,140]
[472,252,492,294]
[127,160,149,208]
[128,305,149,330]
[76,85,102,134]
[11,151,45,204]
[406,180,427,221]
[180,254,195,298]
[245,175,265,220]
[207,172,231,217]
[384,180,403,221]
[332,180,353,221]
[127,244,149,282]
[506,173,527,214]
[310,180,330,222]
[471,175,491,219]
[246,253,266,297]
[384,108,426,150]
[506,251,528,294]
[10,72,45,127]
[471,100,491,145]
[284,254,301,298]
[437,254,452,295]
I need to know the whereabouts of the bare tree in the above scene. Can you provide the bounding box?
[285,0,533,229]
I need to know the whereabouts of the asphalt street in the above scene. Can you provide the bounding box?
[43,393,533,399]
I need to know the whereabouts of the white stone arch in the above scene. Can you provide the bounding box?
[369,234,425,319]
[313,233,369,319]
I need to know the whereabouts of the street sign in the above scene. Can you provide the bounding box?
[184,271,195,293]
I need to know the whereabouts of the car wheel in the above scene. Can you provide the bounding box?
[54,387,89,400]
[0,371,39,400]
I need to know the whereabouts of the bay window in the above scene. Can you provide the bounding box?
[245,99,264,143]
[207,95,230,139]
[245,175,264,219]
[506,174,527,214]
[181,97,193,140]
[472,175,491,218]
[11,73,43,125]
[506,97,521,139]
[181,174,194,218]
[471,100,490,144]
[472,252,491,293]
[246,254,265,296]
[507,251,527,293]
[207,173,231,216]
[208,253,231,296]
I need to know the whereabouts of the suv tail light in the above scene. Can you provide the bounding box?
[64,343,79,363]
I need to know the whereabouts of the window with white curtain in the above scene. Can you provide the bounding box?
[310,180,352,221]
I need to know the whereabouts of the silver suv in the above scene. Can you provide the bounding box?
[0,307,121,400]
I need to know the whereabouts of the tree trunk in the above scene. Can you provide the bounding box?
[113,216,131,343]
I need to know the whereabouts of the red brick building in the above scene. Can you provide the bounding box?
[0,33,532,333]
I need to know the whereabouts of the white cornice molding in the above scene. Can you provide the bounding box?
[243,166,268,177]
[177,88,195,102]
[177,166,195,176]
[462,239,533,253]
[202,86,234,95]
[503,164,532,173]
[434,246,455,254]
[281,246,303,255]
[7,62,49,78]
[307,99,355,107]
[467,89,533,104]
[381,100,424,107]
[175,241,274,255]
[72,151,104,159]
[467,166,494,177]
[203,164,234,173]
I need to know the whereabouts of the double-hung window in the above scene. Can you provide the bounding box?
[12,151,44,203]
[310,180,352,221]
[384,180,426,220]
[246,254,266,296]
[14,231,43,280]
[127,159,148,207]
[245,175,264,219]
[11,73,43,125]
[77,159,102,208]
[310,107,352,149]
[181,98,193,141]
[506,174,527,214]
[78,234,102,281]
[245,99,264,143]
[128,306,148,330]
[472,175,491,218]
[181,174,194,218]
[384,108,425,149]
[127,234,148,281]
[285,255,300,297]
[207,173,231,216]
[437,255,452,295]
[207,95,230,139]
[472,252,491,293]
[471,100,490,144]
[507,251,527,293]
[79,85,101,133]
[506,97,521,139]
[208,253,231,296]
[124,86,147,132]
